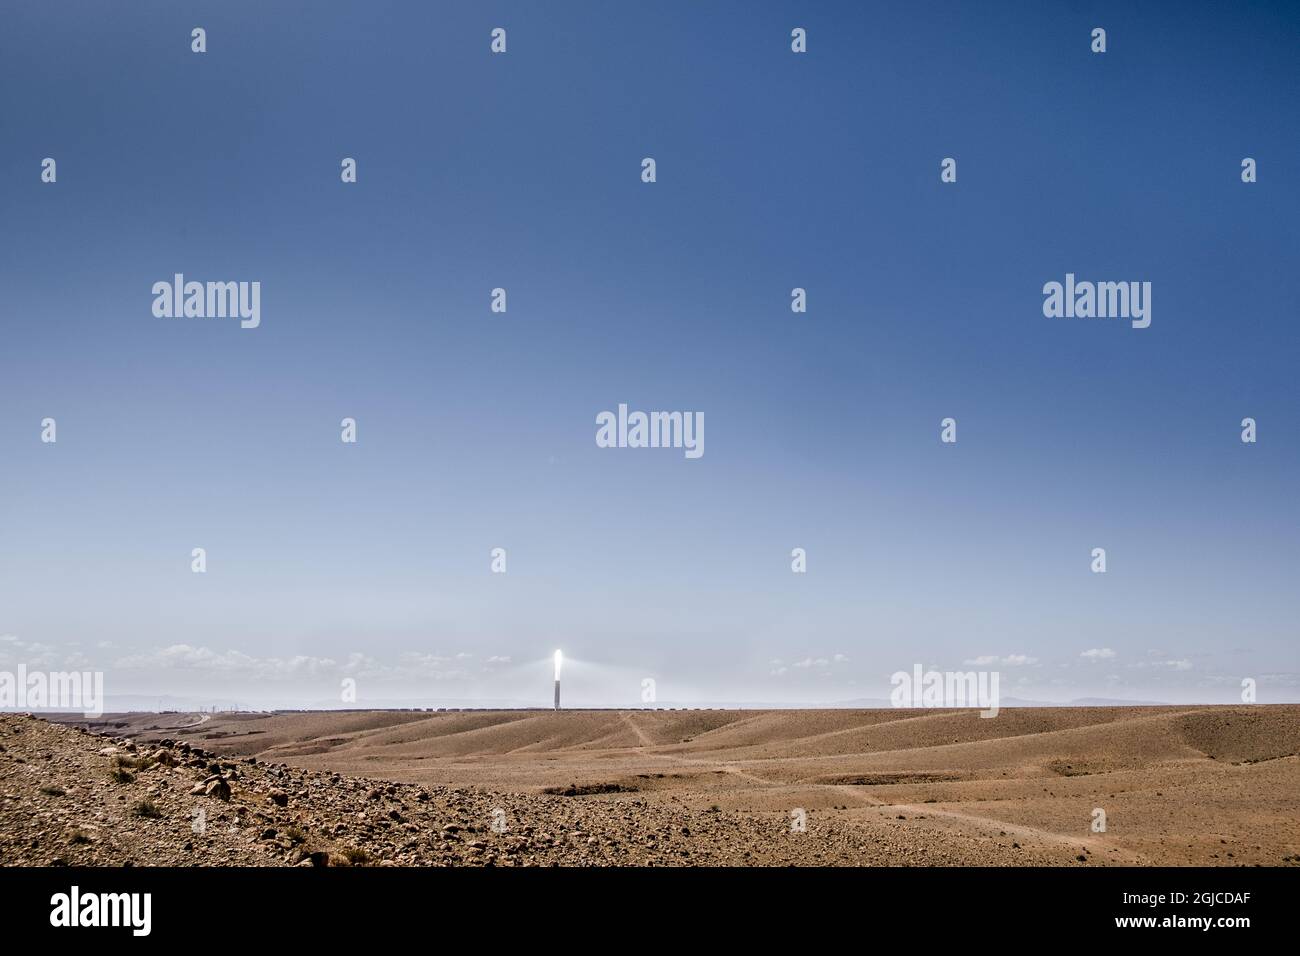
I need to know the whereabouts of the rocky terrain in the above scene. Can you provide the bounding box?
[6,706,1299,866]
[0,712,1054,866]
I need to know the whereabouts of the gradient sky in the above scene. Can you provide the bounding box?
[1,1,1297,708]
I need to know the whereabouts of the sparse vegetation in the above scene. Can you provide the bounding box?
[132,798,162,819]
[340,846,371,865]
[114,754,156,772]
[109,767,135,784]
[543,782,636,797]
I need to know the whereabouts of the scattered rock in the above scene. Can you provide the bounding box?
[204,779,232,801]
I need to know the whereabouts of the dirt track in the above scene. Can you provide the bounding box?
[13,704,1294,866]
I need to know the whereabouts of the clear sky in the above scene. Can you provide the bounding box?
[1,1,1297,709]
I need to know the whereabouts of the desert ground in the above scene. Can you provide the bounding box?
[4,705,1298,866]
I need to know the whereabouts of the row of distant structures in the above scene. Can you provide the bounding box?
[167,707,736,714]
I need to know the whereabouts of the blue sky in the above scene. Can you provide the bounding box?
[1,1,1297,708]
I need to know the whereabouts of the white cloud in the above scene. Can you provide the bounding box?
[0,634,77,669]
[115,644,381,679]
[112,644,480,682]
[963,654,1037,666]
[1129,659,1192,671]
[397,652,471,679]
[790,656,839,670]
[1081,648,1116,660]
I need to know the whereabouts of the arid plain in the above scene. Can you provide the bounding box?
[15,704,1293,867]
